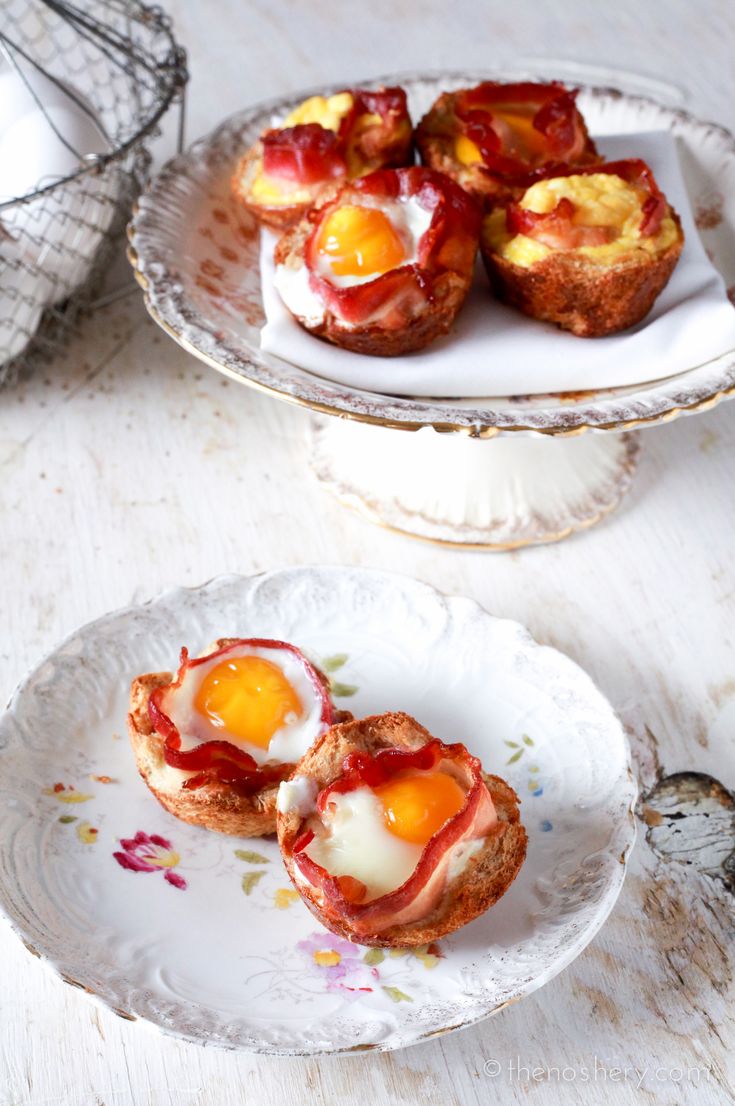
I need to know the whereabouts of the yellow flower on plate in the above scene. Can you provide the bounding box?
[43,784,94,804]
[413,944,440,970]
[313,950,341,967]
[274,888,301,910]
[146,847,180,869]
[76,822,98,845]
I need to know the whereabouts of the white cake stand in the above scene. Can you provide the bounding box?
[128,71,735,549]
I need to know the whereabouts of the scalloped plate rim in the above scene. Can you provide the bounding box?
[128,68,735,436]
[0,566,638,1054]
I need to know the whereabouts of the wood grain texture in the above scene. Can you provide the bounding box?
[2,0,735,1102]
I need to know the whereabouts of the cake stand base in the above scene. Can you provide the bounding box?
[309,419,641,550]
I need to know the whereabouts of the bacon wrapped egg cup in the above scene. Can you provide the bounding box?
[232,87,413,230]
[272,166,481,356]
[128,638,346,837]
[416,81,598,206]
[276,712,527,947]
[480,158,684,337]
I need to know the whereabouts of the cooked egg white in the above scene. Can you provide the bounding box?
[274,195,433,324]
[164,643,327,767]
[302,786,423,900]
[277,774,318,815]
[272,260,327,326]
[485,172,679,267]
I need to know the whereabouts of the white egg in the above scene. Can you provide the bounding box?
[0,70,109,203]
[273,193,434,325]
[0,234,54,363]
[162,642,329,767]
[302,786,423,900]
[0,66,119,365]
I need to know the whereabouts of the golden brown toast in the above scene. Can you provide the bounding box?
[277,711,527,947]
[481,209,684,337]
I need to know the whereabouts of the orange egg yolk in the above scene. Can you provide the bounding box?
[374,769,466,845]
[316,205,406,278]
[495,108,547,156]
[194,656,303,749]
[455,106,547,166]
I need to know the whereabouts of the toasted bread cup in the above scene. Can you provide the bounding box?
[481,159,685,337]
[416,81,598,208]
[232,143,318,232]
[277,712,527,947]
[128,638,346,837]
[272,166,481,357]
[232,87,413,230]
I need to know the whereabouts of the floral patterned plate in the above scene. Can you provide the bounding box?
[0,567,636,1054]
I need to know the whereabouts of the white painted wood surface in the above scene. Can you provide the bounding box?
[2,1,735,1102]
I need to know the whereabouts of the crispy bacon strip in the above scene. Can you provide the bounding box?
[589,159,667,236]
[316,739,443,811]
[352,87,408,120]
[304,166,480,328]
[337,87,409,142]
[507,196,616,248]
[340,87,412,171]
[505,158,668,248]
[262,124,347,185]
[454,81,592,185]
[292,739,497,937]
[260,87,411,190]
[148,639,336,796]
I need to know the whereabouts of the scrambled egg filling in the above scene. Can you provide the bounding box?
[250,93,355,205]
[485,172,678,267]
[282,92,354,132]
[249,175,312,204]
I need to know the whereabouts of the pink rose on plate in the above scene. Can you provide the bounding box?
[113,831,187,889]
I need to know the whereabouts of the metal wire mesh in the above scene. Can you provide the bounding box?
[0,0,187,382]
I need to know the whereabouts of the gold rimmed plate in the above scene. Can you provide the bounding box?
[0,567,636,1052]
[128,69,735,437]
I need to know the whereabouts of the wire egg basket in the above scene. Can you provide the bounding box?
[0,0,187,383]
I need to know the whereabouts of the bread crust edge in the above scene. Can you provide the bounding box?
[128,642,285,837]
[415,90,599,208]
[480,211,685,337]
[277,712,528,947]
[273,217,475,357]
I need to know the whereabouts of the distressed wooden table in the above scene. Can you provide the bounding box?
[2,1,734,1103]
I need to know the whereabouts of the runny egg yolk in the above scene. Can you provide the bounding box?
[455,134,484,166]
[494,109,548,157]
[374,769,466,845]
[455,106,547,166]
[194,656,303,749]
[316,205,406,278]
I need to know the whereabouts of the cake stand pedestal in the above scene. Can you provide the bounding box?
[310,419,640,549]
[129,68,735,554]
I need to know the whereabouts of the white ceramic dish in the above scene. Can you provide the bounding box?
[0,567,636,1054]
[128,69,735,436]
